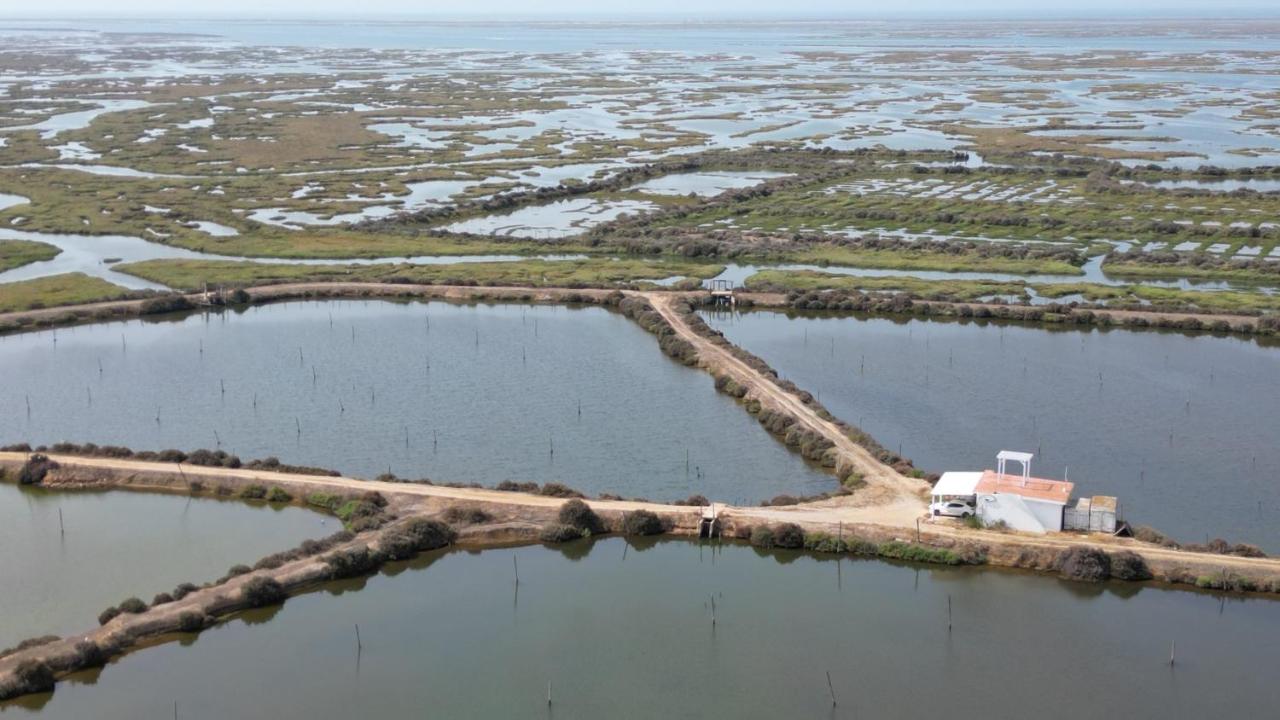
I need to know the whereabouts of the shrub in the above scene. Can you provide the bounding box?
[1,636,59,659]
[118,597,147,614]
[17,454,56,485]
[540,523,583,543]
[12,660,54,695]
[401,518,455,550]
[306,493,341,511]
[151,592,174,607]
[771,523,805,549]
[803,532,845,553]
[140,295,194,315]
[336,499,384,527]
[764,494,799,507]
[1109,551,1153,581]
[97,606,121,625]
[172,583,199,600]
[878,541,962,566]
[672,494,710,507]
[380,519,456,560]
[622,510,664,536]
[242,577,286,608]
[1133,525,1177,548]
[442,506,492,525]
[324,546,379,579]
[72,640,105,668]
[266,487,292,503]
[750,526,774,549]
[540,483,584,499]
[1055,546,1111,582]
[557,499,604,535]
[177,612,204,633]
[239,485,267,500]
[223,564,252,581]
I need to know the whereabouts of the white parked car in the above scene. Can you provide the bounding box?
[930,500,975,518]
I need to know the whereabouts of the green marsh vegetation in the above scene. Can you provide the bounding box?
[0,240,59,272]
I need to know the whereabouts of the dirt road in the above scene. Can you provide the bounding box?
[645,292,930,525]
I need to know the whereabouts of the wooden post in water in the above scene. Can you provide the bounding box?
[547,681,552,707]
[826,671,837,707]
[1170,639,1176,666]
[355,623,363,654]
[947,594,952,633]
[59,508,64,537]
[513,555,520,587]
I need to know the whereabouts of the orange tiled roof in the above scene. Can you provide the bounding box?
[976,470,1074,504]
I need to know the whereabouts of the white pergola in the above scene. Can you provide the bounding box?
[996,450,1034,486]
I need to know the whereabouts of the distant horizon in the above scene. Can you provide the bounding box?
[6,0,1280,22]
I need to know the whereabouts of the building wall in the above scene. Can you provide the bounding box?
[977,493,1065,533]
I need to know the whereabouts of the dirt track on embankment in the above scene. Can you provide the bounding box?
[4,452,1279,582]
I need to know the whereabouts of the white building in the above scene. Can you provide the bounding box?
[934,451,1076,534]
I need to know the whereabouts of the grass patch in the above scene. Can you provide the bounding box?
[746,269,1027,301]
[0,239,59,272]
[0,273,131,313]
[115,257,724,292]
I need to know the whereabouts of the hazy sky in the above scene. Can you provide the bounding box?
[11,0,1279,18]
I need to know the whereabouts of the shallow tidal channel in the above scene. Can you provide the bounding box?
[702,309,1280,551]
[4,538,1278,717]
[0,300,832,503]
[0,483,324,650]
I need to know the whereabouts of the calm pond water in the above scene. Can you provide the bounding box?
[0,300,831,503]
[4,538,1277,718]
[0,483,324,650]
[702,310,1280,551]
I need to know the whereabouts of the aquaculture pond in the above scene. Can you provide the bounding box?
[702,310,1280,551]
[0,300,832,503]
[0,483,324,650]
[4,538,1277,718]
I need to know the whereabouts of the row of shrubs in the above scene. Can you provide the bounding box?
[618,296,699,365]
[1,511,458,700]
[680,300,927,481]
[1,443,341,477]
[539,500,668,543]
[742,522,972,566]
[779,287,1278,335]
[1051,546,1280,594]
[1132,525,1267,558]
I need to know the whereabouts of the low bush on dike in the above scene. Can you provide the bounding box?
[878,541,963,566]
[540,523,585,543]
[17,454,57,485]
[239,485,267,500]
[622,510,665,536]
[266,486,292,503]
[746,524,967,565]
[379,519,457,561]
[0,443,342,477]
[97,596,148,625]
[748,523,805,550]
[494,480,586,498]
[0,636,59,659]
[443,506,492,525]
[1054,546,1157,583]
[139,294,194,315]
[9,660,54,698]
[558,499,604,535]
[307,492,342,511]
[242,577,286,608]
